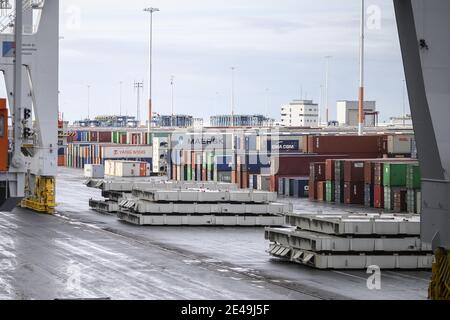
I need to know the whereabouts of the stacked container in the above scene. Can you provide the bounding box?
[383,163,408,212]
[334,160,345,204]
[309,162,326,201]
[406,163,421,214]
[343,160,366,205]
[325,159,335,203]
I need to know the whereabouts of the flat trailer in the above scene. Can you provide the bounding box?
[285,213,421,236]
[267,243,433,270]
[118,211,285,226]
[265,227,431,252]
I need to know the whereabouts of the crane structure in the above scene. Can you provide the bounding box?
[0,0,58,214]
[394,0,450,299]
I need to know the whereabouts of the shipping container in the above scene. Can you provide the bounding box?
[310,162,326,181]
[278,177,285,196]
[374,185,384,209]
[270,154,348,177]
[84,164,104,179]
[317,181,326,202]
[326,181,335,203]
[334,160,345,182]
[387,134,414,155]
[217,171,232,183]
[383,163,408,187]
[364,184,374,207]
[334,181,345,204]
[325,159,335,181]
[257,175,271,191]
[406,163,421,189]
[307,135,387,155]
[393,189,407,213]
[309,180,317,201]
[344,182,365,205]
[344,160,366,183]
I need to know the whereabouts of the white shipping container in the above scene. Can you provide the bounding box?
[388,135,414,154]
[84,164,105,178]
[104,160,116,176]
[102,146,153,159]
[107,161,151,177]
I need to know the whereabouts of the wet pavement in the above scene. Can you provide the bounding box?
[0,167,431,300]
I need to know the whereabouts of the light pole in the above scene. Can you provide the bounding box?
[324,56,332,126]
[119,81,123,116]
[358,0,366,136]
[265,88,270,124]
[87,85,91,120]
[170,75,175,126]
[231,67,236,127]
[144,7,160,132]
[134,81,144,124]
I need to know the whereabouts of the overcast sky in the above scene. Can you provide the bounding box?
[58,0,408,124]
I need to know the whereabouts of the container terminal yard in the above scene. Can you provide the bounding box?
[0,0,449,304]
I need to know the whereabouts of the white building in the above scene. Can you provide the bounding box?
[337,100,377,127]
[281,100,319,127]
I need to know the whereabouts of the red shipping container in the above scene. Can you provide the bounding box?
[344,182,365,205]
[344,160,366,182]
[98,131,112,143]
[374,185,384,208]
[90,131,98,142]
[325,159,335,181]
[317,182,326,202]
[310,162,326,181]
[364,161,374,184]
[271,154,348,176]
[307,135,387,155]
[242,171,249,189]
[393,190,407,213]
[57,155,65,167]
[202,168,207,181]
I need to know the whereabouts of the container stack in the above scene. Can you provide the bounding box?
[406,164,421,214]
[308,162,325,201]
[265,212,433,270]
[343,160,366,205]
[383,163,408,212]
[325,159,335,203]
[311,158,421,213]
[334,160,345,204]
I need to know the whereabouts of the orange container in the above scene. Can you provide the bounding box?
[0,99,8,172]
[57,155,65,167]
[140,163,147,177]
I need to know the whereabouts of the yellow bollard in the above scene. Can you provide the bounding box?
[429,247,450,300]
[21,176,56,214]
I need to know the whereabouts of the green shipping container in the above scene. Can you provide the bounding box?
[383,163,407,187]
[187,166,192,181]
[406,164,421,189]
[384,186,393,211]
[112,132,119,144]
[326,181,335,203]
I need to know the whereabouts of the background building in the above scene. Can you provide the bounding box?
[210,115,274,127]
[280,100,319,127]
[73,116,139,128]
[153,114,195,128]
[337,101,377,127]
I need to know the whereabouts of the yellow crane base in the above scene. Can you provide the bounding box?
[429,248,450,300]
[21,176,56,215]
